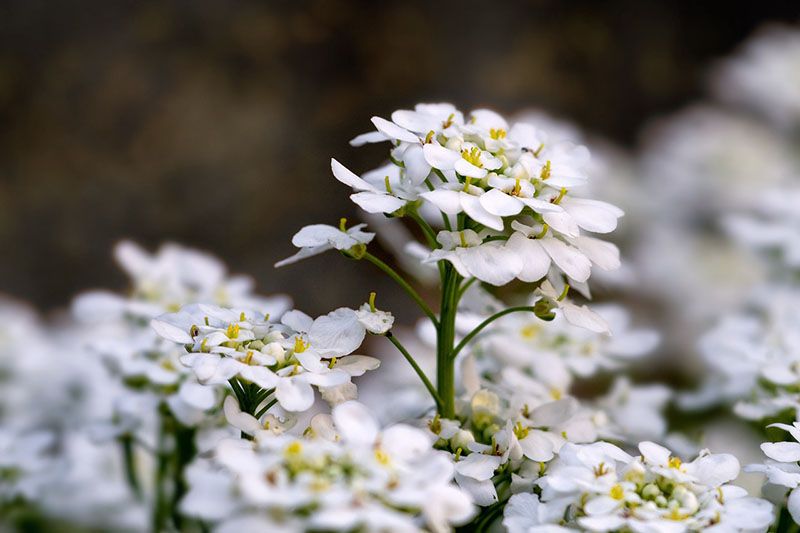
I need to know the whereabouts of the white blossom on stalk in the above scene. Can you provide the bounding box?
[274,221,374,267]
[181,401,474,532]
[152,303,381,412]
[505,441,773,532]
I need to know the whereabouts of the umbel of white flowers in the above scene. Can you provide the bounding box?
[277,103,623,419]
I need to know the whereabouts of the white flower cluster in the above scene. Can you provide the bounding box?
[181,401,474,532]
[504,441,773,532]
[279,103,623,329]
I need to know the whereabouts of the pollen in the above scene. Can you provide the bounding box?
[190,324,200,338]
[374,448,391,466]
[226,323,240,339]
[285,441,303,456]
[327,357,337,369]
[489,128,507,140]
[513,421,530,440]
[520,324,539,339]
[294,336,308,353]
[244,351,254,365]
[668,456,683,469]
[610,483,625,500]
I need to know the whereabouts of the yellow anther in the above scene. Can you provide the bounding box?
[459,231,467,248]
[226,323,240,339]
[594,462,609,477]
[200,338,208,352]
[512,178,522,196]
[190,325,200,338]
[533,143,544,157]
[327,357,337,369]
[384,175,393,194]
[610,484,625,500]
[264,313,271,322]
[540,160,551,180]
[513,421,530,440]
[550,388,562,400]
[668,456,683,469]
[489,128,507,140]
[204,316,209,326]
[374,448,391,466]
[425,130,435,143]
[239,311,246,322]
[520,324,539,339]
[339,217,348,232]
[285,441,302,456]
[244,351,254,365]
[454,447,463,461]
[368,291,377,312]
[293,337,308,353]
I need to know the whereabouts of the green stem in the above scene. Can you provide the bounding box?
[456,277,478,301]
[451,306,537,361]
[152,407,171,533]
[385,333,442,410]
[119,434,142,501]
[254,397,279,419]
[363,252,438,326]
[436,263,461,418]
[408,211,438,249]
[171,423,196,530]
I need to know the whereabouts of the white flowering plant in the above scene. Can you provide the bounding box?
[5,80,800,531]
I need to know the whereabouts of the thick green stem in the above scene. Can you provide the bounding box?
[152,407,171,533]
[363,252,438,326]
[436,263,461,418]
[451,306,537,361]
[385,333,442,410]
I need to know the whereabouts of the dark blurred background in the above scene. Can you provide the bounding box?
[1,0,798,317]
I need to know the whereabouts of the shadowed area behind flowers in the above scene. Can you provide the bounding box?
[0,0,796,319]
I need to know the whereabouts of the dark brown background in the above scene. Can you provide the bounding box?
[1,0,797,318]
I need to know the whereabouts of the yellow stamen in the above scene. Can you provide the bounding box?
[489,128,507,140]
[226,323,240,339]
[368,291,377,312]
[533,143,544,157]
[557,284,570,301]
[244,351,254,365]
[540,160,551,180]
[668,456,683,469]
[512,178,522,196]
[384,175,393,194]
[204,316,209,326]
[461,146,483,167]
[552,187,567,205]
[190,325,199,338]
[339,217,347,232]
[462,176,472,192]
[520,324,539,339]
[535,223,550,239]
[610,484,625,500]
[374,448,391,466]
[285,441,302,456]
[442,113,455,128]
[425,130,435,143]
[459,231,467,248]
[239,311,246,322]
[327,357,337,369]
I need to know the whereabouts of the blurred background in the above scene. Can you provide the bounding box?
[1,0,798,317]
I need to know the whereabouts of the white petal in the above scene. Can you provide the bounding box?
[223,395,261,435]
[179,381,217,410]
[479,188,524,216]
[460,244,522,286]
[454,158,488,178]
[789,488,800,524]
[762,442,800,463]
[151,317,193,344]
[332,400,379,445]
[391,109,440,133]
[281,309,314,333]
[275,377,315,411]
[507,233,551,282]
[350,192,406,214]
[519,430,556,462]
[403,144,431,184]
[309,308,366,356]
[371,116,419,143]
[291,224,345,248]
[561,198,623,234]
[639,441,672,466]
[423,143,461,169]
[350,130,388,146]
[561,302,610,334]
[689,453,739,486]
[460,193,504,231]
[570,236,620,271]
[331,158,377,192]
[454,453,501,481]
[421,189,464,215]
[540,238,591,282]
[274,245,328,267]
[542,211,580,237]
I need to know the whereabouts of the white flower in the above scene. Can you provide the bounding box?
[330,158,412,214]
[536,280,610,334]
[423,229,522,286]
[182,401,475,532]
[514,440,773,532]
[747,421,800,524]
[152,303,380,412]
[274,221,374,267]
